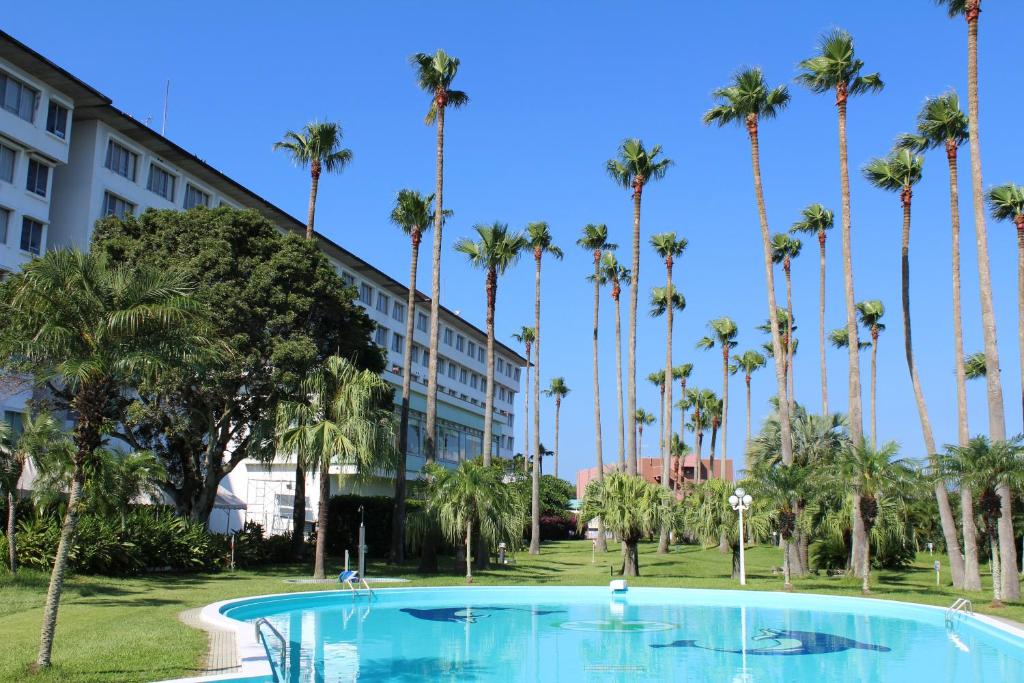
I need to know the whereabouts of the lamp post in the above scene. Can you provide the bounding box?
[728,488,753,586]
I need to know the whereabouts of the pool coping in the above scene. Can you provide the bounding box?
[155,585,1024,683]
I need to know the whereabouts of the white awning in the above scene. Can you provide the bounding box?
[213,487,247,511]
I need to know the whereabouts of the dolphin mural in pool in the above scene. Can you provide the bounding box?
[401,606,565,624]
[651,628,890,656]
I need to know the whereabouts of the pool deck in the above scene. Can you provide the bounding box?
[178,608,241,677]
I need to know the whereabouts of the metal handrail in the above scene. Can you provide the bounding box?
[945,598,974,628]
[254,618,287,682]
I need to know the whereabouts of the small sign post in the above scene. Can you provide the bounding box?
[934,560,941,587]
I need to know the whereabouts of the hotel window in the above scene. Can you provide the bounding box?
[443,328,453,346]
[341,271,355,286]
[417,312,428,332]
[20,217,43,255]
[374,327,389,347]
[514,368,521,381]
[455,334,465,352]
[467,340,476,358]
[359,283,373,306]
[26,159,48,197]
[183,183,210,209]
[411,346,420,364]
[0,143,15,183]
[498,387,506,402]
[459,368,468,384]
[438,359,446,374]
[448,363,457,380]
[103,192,135,219]
[477,347,484,363]
[392,333,404,354]
[105,140,138,181]
[392,301,405,323]
[421,348,429,367]
[0,207,9,244]
[46,101,69,139]
[506,363,514,378]
[376,292,390,314]
[470,374,478,389]
[0,71,38,122]
[147,164,176,201]
[497,357,504,374]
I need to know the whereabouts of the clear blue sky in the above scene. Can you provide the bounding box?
[8,1,1024,481]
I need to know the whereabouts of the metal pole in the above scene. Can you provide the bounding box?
[358,505,366,577]
[738,505,746,586]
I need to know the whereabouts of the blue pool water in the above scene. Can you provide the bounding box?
[221,586,1024,682]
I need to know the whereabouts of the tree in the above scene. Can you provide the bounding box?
[634,408,656,459]
[0,249,217,669]
[681,478,770,579]
[606,139,672,475]
[277,356,396,579]
[91,209,381,550]
[750,461,811,590]
[672,363,694,484]
[829,327,869,351]
[411,51,469,537]
[854,300,886,449]
[600,253,632,471]
[987,183,1024,428]
[964,351,987,380]
[524,221,563,554]
[511,326,536,476]
[579,472,673,577]
[578,224,616,552]
[697,317,738,479]
[703,67,794,469]
[936,0,1015,601]
[898,91,977,590]
[770,233,802,411]
[682,388,714,484]
[543,377,570,480]
[730,350,767,443]
[272,121,352,240]
[797,29,882,581]
[647,371,667,466]
[389,189,441,563]
[790,203,835,415]
[424,460,525,583]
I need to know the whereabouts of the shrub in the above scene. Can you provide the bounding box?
[539,514,576,541]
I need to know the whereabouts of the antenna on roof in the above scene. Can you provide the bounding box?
[161,80,170,136]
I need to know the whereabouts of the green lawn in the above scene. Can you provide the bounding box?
[1,541,1020,682]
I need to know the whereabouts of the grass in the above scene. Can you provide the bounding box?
[0,540,1020,682]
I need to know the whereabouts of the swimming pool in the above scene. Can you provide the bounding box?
[179,586,1024,682]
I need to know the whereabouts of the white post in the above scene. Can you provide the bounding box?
[729,488,752,587]
[738,505,746,586]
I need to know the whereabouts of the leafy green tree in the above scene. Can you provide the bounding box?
[730,350,767,443]
[277,356,396,579]
[680,478,770,579]
[600,253,631,471]
[579,472,673,576]
[790,203,835,415]
[607,139,672,475]
[0,249,217,669]
[542,377,570,480]
[273,121,352,240]
[697,317,738,478]
[750,461,811,590]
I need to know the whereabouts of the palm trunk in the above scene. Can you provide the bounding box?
[1017,219,1024,432]
[623,540,640,577]
[862,532,871,595]
[990,530,1002,608]
[483,269,497,465]
[678,377,687,489]
[694,403,703,485]
[305,164,319,240]
[391,229,422,564]
[851,492,866,579]
[36,467,83,669]
[523,343,531,474]
[964,1,1016,603]
[7,490,16,573]
[465,519,473,584]
[870,332,878,450]
[659,259,675,553]
[591,253,608,551]
[746,117,794,467]
[313,461,330,580]
[962,488,982,590]
[784,261,795,415]
[627,188,642,475]
[818,231,829,415]
[708,419,718,480]
[530,252,543,555]
[657,385,666,468]
[745,375,752,444]
[613,285,626,471]
[637,425,643,461]
[721,348,730,479]
[782,537,792,590]
[554,398,561,480]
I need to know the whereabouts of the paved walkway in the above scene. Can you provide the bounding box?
[178,608,240,675]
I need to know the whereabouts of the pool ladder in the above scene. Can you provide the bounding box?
[944,598,974,628]
[254,618,287,683]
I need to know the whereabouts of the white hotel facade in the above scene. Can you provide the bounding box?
[0,31,524,535]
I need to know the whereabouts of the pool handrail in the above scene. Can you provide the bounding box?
[254,617,287,682]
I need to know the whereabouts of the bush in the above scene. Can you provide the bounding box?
[539,514,576,541]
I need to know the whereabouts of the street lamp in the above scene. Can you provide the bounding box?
[728,488,753,586]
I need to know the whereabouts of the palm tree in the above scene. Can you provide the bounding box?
[673,363,694,464]
[410,49,469,500]
[0,250,215,669]
[898,91,977,590]
[730,350,767,443]
[543,377,570,480]
[829,327,870,351]
[388,189,440,563]
[853,300,885,449]
[647,371,667,465]
[987,183,1024,428]
[600,253,632,471]
[750,461,811,590]
[770,233,802,411]
[579,472,673,577]
[703,67,794,468]
[606,140,672,475]
[936,0,1015,600]
[634,408,656,459]
[681,478,771,579]
[424,460,525,583]
[790,203,835,415]
[277,356,396,579]
[273,121,352,240]
[578,225,616,551]
[697,317,738,478]
[705,395,724,481]
[965,351,987,380]
[511,326,536,475]
[682,388,714,484]
[524,221,562,554]
[941,436,1024,607]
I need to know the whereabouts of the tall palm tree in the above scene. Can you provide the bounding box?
[600,253,632,471]
[542,377,570,479]
[273,121,352,240]
[682,389,706,484]
[697,317,738,478]
[635,408,656,459]
[730,350,767,443]
[790,203,835,416]
[853,300,885,449]
[797,30,882,580]
[578,225,616,551]
[705,395,724,481]
[524,221,562,555]
[703,67,794,467]
[771,234,802,411]
[277,356,396,579]
[987,183,1024,428]
[388,189,439,563]
[511,326,536,474]
[898,91,977,590]
[936,0,1015,600]
[411,49,469,490]
[607,140,672,474]
[673,363,694,457]
[0,250,216,669]
[647,371,667,465]
[829,327,870,352]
